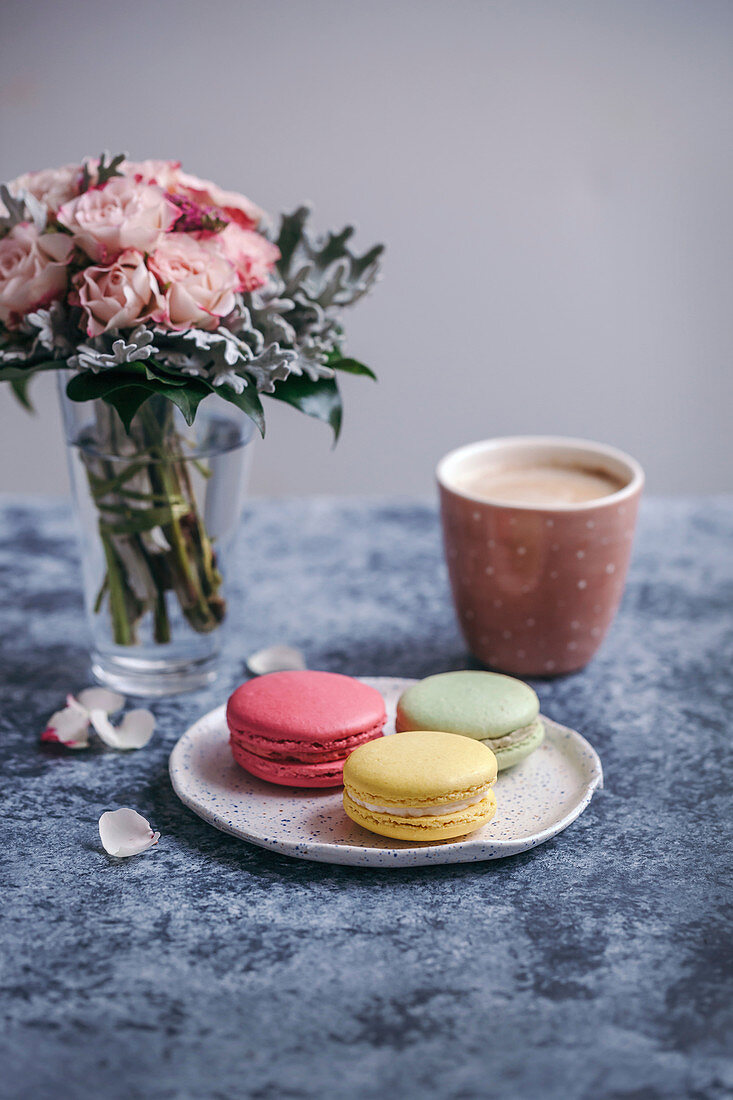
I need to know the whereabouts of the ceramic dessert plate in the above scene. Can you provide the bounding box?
[169,677,603,868]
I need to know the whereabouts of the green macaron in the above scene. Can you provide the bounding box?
[395,670,544,771]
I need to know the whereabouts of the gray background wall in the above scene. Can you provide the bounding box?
[1,0,731,497]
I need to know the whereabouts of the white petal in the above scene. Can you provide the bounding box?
[41,705,90,749]
[77,687,125,714]
[90,708,155,750]
[66,693,90,715]
[99,808,160,858]
[115,709,155,749]
[246,644,307,676]
[89,710,123,747]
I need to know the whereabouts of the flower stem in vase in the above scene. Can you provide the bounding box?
[81,397,227,646]
[138,401,224,633]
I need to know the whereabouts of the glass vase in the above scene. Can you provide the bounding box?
[58,374,255,696]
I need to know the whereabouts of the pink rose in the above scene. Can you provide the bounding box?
[0,223,73,325]
[119,160,264,229]
[218,223,279,292]
[175,170,263,229]
[57,177,178,262]
[148,233,238,330]
[8,163,82,213]
[74,250,164,337]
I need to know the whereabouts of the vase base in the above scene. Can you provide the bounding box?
[91,651,219,697]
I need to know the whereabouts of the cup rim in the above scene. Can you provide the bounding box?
[436,435,645,512]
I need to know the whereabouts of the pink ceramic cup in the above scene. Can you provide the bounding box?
[437,436,644,676]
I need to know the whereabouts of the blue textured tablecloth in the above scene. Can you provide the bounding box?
[1,495,731,1100]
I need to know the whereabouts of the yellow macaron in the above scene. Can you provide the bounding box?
[342,730,498,842]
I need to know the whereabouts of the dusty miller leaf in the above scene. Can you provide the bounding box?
[81,151,126,192]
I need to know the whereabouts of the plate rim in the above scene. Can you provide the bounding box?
[169,678,603,868]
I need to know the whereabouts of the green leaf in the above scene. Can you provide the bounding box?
[66,368,213,430]
[144,359,190,387]
[162,379,213,426]
[2,357,70,410]
[329,357,377,381]
[217,384,266,438]
[65,365,147,403]
[0,359,67,383]
[10,375,34,411]
[102,386,156,433]
[269,374,343,442]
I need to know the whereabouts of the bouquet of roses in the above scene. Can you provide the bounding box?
[0,151,383,432]
[0,154,383,647]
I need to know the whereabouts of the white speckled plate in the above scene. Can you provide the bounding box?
[169,677,603,867]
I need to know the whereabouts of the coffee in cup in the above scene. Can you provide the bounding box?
[437,436,644,676]
[454,462,626,507]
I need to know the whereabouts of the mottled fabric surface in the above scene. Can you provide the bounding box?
[1,495,731,1100]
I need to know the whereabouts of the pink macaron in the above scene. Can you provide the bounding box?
[226,670,387,787]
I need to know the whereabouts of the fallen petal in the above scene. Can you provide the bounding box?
[77,687,125,714]
[246,644,307,677]
[88,711,122,747]
[66,693,90,715]
[41,705,90,749]
[99,808,160,858]
[90,708,155,750]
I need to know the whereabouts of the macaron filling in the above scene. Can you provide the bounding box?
[346,786,494,818]
[479,722,540,751]
[230,721,385,764]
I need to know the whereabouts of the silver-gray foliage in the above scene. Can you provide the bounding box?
[213,206,384,387]
[0,302,72,364]
[68,326,159,372]
[0,185,47,234]
[153,326,297,395]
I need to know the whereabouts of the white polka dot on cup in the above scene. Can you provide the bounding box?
[577,580,587,589]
